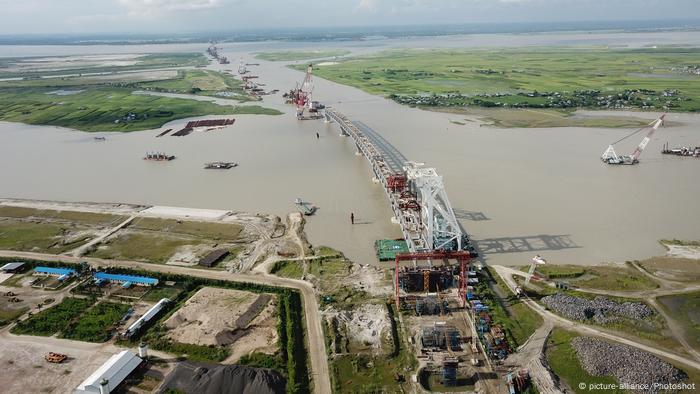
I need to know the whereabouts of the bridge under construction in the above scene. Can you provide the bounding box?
[324,108,480,311]
[325,108,476,256]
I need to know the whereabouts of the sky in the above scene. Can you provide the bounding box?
[0,0,698,35]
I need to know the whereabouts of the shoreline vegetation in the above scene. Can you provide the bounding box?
[0,53,281,132]
[303,47,700,127]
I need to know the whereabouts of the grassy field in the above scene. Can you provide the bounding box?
[11,297,94,336]
[87,232,200,264]
[529,263,659,291]
[639,256,700,282]
[0,86,244,132]
[272,250,363,307]
[136,69,252,100]
[0,53,208,79]
[546,329,622,393]
[131,218,243,242]
[521,279,679,352]
[62,301,130,342]
[271,260,304,279]
[0,54,282,132]
[0,220,92,254]
[483,267,544,348]
[0,206,124,226]
[142,286,184,302]
[657,291,700,350]
[255,50,350,61]
[0,306,28,327]
[305,47,700,113]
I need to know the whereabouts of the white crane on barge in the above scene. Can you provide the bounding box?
[601,114,665,165]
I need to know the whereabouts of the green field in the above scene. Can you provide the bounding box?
[305,47,700,113]
[62,301,130,342]
[657,291,700,350]
[271,260,304,279]
[0,53,282,132]
[136,69,252,100]
[87,232,203,264]
[0,53,208,79]
[0,206,124,226]
[529,263,659,291]
[256,50,350,61]
[11,297,94,336]
[0,220,91,254]
[481,268,543,348]
[0,306,28,327]
[0,86,278,132]
[546,329,622,394]
[131,218,243,242]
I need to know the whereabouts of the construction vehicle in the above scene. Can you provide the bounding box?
[45,352,67,363]
[524,255,546,286]
[601,114,665,165]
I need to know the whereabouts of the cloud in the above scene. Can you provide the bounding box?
[118,0,223,15]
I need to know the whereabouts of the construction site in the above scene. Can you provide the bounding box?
[284,64,325,120]
[323,108,533,393]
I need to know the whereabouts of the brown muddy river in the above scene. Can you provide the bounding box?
[1,31,699,266]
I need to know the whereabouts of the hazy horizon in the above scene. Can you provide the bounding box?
[1,0,699,36]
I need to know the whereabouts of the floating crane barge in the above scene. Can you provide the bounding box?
[601,114,665,165]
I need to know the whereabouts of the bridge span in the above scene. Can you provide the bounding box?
[325,109,476,256]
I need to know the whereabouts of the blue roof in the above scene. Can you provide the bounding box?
[93,272,158,285]
[35,266,76,276]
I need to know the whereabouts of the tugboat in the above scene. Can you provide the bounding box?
[204,162,238,169]
[294,198,317,216]
[143,152,175,161]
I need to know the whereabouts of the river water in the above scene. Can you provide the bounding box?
[1,31,699,266]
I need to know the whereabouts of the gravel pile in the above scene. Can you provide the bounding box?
[571,337,687,393]
[541,293,653,323]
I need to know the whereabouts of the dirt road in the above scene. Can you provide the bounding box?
[0,250,332,394]
[492,265,700,372]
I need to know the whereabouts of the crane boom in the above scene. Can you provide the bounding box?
[631,115,665,161]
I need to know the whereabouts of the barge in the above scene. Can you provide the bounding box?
[204,162,238,169]
[294,198,317,216]
[144,152,175,161]
[662,142,700,157]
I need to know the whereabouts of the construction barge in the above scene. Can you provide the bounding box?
[662,142,700,157]
[144,152,175,161]
[294,198,317,216]
[204,162,238,169]
[172,119,235,137]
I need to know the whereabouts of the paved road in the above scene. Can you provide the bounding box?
[492,265,700,372]
[0,250,332,394]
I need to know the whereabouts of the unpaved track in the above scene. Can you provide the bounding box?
[68,215,136,257]
[0,250,331,394]
[492,265,700,372]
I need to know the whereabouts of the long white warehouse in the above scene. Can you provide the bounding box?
[124,298,169,338]
[74,350,142,394]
